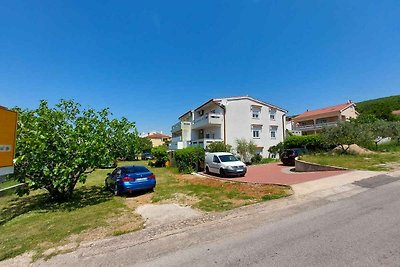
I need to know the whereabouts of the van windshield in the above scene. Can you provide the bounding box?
[219,155,239,162]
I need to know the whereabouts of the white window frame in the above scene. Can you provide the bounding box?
[270,126,277,139]
[253,129,260,138]
[269,109,276,121]
[251,106,261,119]
[252,125,262,139]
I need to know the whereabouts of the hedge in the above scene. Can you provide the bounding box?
[284,134,325,151]
[175,146,205,173]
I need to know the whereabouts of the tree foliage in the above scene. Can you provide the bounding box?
[13,100,138,200]
[107,118,138,161]
[320,120,400,153]
[137,137,153,153]
[268,142,285,158]
[235,138,257,163]
[151,146,169,167]
[356,95,400,121]
[206,141,231,153]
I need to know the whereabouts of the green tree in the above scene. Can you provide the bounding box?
[107,118,138,161]
[138,137,153,153]
[206,141,231,153]
[268,142,284,158]
[235,138,257,163]
[151,146,168,167]
[13,100,137,200]
[320,122,372,153]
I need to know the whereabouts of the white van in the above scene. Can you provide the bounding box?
[205,152,247,177]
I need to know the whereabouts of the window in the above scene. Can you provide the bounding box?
[252,110,260,119]
[269,109,276,121]
[253,129,260,138]
[251,106,261,119]
[252,125,262,139]
[270,126,278,139]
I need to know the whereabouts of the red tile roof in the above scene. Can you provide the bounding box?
[392,110,400,115]
[294,103,355,120]
[147,133,171,139]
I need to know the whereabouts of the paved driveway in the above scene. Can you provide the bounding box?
[217,162,348,185]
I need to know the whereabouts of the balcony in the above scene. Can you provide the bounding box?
[293,121,338,131]
[190,138,224,149]
[171,121,191,133]
[170,141,190,150]
[192,114,223,130]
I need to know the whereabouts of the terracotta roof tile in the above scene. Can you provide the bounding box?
[147,133,171,139]
[294,103,354,120]
[392,110,400,115]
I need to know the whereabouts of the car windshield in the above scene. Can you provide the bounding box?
[219,155,239,162]
[123,166,150,173]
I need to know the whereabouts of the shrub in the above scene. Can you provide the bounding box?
[175,147,205,173]
[206,141,231,153]
[268,142,284,158]
[236,138,257,164]
[151,146,168,167]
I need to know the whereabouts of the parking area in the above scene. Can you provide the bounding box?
[204,162,349,185]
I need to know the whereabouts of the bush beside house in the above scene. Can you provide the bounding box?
[175,147,205,173]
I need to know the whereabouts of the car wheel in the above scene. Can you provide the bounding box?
[205,166,210,174]
[219,169,226,177]
[114,184,120,196]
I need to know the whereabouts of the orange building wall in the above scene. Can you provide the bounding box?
[0,107,18,168]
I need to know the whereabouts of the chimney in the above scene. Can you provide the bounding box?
[347,100,352,104]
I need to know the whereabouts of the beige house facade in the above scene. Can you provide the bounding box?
[292,101,359,135]
[143,132,171,147]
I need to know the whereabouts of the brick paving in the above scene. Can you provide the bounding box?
[207,162,348,185]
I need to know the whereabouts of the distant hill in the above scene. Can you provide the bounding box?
[356,95,400,120]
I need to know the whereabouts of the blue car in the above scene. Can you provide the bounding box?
[105,166,156,196]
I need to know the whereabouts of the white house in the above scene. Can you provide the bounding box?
[170,96,287,158]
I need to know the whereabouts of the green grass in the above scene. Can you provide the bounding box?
[0,186,136,261]
[0,160,290,262]
[0,179,20,190]
[301,152,400,171]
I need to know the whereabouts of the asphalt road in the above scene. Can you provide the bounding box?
[137,178,400,267]
[34,175,400,267]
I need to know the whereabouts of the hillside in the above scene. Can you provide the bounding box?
[356,95,400,113]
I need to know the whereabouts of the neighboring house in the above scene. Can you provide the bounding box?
[292,101,359,135]
[170,96,287,158]
[142,132,171,147]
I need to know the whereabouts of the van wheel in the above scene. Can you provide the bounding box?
[205,166,210,174]
[219,169,226,177]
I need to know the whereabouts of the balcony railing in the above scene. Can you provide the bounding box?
[169,141,191,150]
[171,121,191,133]
[190,138,224,149]
[192,114,223,129]
[294,121,338,131]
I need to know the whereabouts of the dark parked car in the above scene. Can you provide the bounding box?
[105,165,156,196]
[280,148,308,166]
[141,152,154,160]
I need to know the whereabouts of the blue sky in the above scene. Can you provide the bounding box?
[1,0,399,134]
